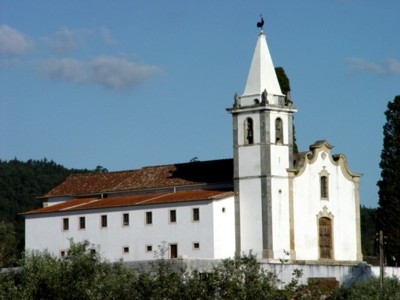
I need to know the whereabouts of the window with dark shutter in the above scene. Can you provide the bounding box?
[101,215,107,228]
[321,176,328,199]
[192,208,200,221]
[146,211,152,225]
[123,213,129,226]
[319,217,332,259]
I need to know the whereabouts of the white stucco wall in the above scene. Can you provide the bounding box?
[239,179,263,258]
[271,176,291,259]
[293,150,358,261]
[44,196,70,207]
[270,146,290,176]
[26,199,235,261]
[212,196,236,258]
[238,146,261,178]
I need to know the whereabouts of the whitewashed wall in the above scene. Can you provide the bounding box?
[293,149,358,261]
[271,175,291,259]
[239,179,263,258]
[25,198,235,261]
[212,197,236,258]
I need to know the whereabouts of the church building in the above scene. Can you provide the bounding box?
[24,27,362,264]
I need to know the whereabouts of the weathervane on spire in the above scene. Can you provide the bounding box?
[256,14,264,30]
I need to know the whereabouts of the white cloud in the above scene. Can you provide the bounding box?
[100,28,117,46]
[42,28,92,53]
[38,58,86,83]
[0,25,33,56]
[384,58,400,75]
[346,57,400,76]
[1,26,161,91]
[36,55,162,90]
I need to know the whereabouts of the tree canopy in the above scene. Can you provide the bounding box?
[1,240,399,299]
[275,67,291,95]
[0,158,91,267]
[377,95,400,266]
[360,206,377,257]
[275,67,298,154]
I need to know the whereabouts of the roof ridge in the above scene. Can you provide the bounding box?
[210,191,235,200]
[43,158,234,198]
[60,198,100,211]
[134,192,173,205]
[141,158,233,169]
[69,169,139,177]
[25,190,234,215]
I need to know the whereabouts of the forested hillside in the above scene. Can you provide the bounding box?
[0,158,92,267]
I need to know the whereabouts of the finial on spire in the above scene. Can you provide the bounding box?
[256,14,264,30]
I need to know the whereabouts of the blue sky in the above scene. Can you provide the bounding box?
[1,1,399,208]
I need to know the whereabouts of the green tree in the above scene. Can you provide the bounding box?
[275,67,298,154]
[94,165,108,173]
[331,276,400,299]
[360,206,377,256]
[0,221,18,268]
[0,240,138,299]
[275,67,290,96]
[0,158,92,259]
[0,242,337,299]
[210,253,282,299]
[377,95,400,266]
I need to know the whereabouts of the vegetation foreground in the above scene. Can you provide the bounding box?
[1,241,400,300]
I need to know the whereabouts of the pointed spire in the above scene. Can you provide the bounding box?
[242,31,283,105]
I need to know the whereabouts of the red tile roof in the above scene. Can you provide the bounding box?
[24,190,234,215]
[44,159,233,198]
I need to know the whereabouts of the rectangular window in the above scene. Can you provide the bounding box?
[79,217,85,229]
[169,210,177,223]
[319,217,332,259]
[146,245,153,252]
[123,213,129,226]
[123,246,129,254]
[62,218,69,231]
[192,208,200,221]
[101,215,107,228]
[60,250,66,257]
[170,244,178,259]
[320,176,329,199]
[146,211,152,225]
[193,242,200,250]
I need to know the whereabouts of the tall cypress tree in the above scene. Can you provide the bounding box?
[377,95,400,266]
[275,67,298,154]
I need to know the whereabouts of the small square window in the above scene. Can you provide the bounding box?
[123,246,129,254]
[62,218,69,231]
[146,211,152,225]
[101,215,107,228]
[146,245,153,252]
[123,213,129,226]
[79,217,85,229]
[61,250,71,257]
[170,210,177,223]
[192,208,200,222]
[193,242,200,250]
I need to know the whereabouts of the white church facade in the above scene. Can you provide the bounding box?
[24,28,362,264]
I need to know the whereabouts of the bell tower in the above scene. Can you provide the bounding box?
[227,28,297,260]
